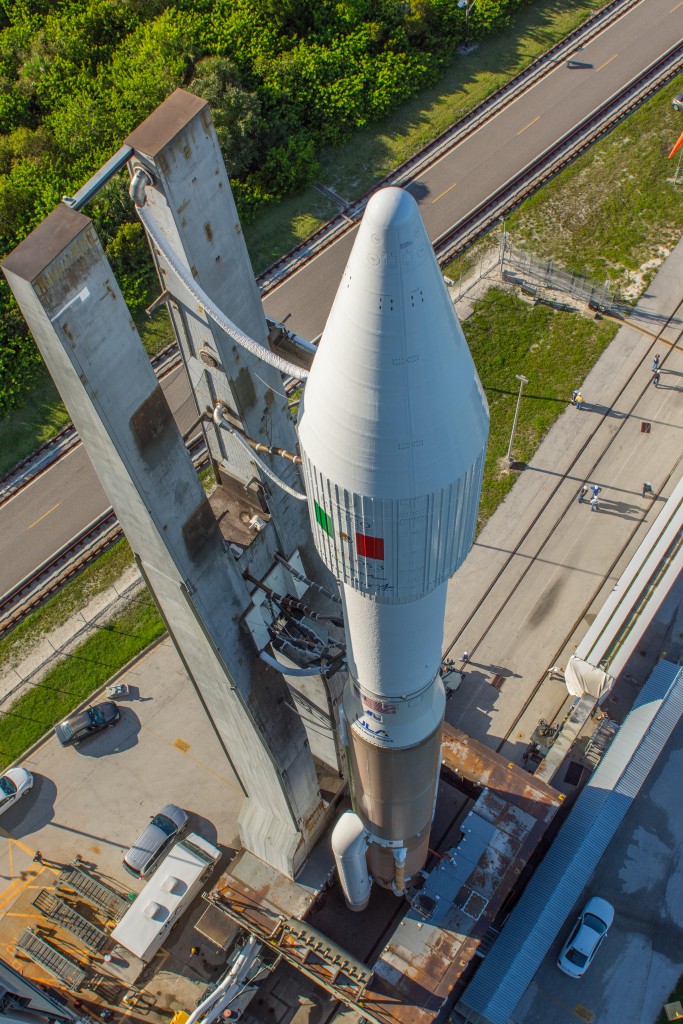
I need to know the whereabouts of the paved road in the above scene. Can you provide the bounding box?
[2,0,681,597]
[0,363,198,596]
[443,233,683,759]
[263,0,683,340]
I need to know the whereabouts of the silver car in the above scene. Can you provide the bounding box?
[0,767,33,816]
[123,804,188,879]
[557,896,614,978]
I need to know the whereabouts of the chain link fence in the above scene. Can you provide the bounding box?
[501,240,621,311]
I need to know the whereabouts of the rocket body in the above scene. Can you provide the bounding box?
[298,187,489,895]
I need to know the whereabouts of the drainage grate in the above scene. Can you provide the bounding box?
[489,674,505,690]
[641,422,651,433]
[457,885,489,921]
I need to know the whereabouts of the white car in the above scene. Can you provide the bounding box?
[557,896,614,978]
[0,767,34,816]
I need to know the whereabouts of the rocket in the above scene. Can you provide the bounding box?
[297,187,489,908]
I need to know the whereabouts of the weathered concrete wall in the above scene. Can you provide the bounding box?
[2,205,323,876]
[125,90,309,559]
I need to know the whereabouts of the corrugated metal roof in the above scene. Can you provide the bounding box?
[456,660,683,1024]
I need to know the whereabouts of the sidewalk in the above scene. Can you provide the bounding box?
[444,232,683,761]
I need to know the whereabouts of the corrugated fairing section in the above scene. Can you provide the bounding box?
[456,660,683,1024]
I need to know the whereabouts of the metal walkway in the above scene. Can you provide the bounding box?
[33,888,111,952]
[57,864,130,921]
[16,928,87,991]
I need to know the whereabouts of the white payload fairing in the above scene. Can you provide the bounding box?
[298,187,489,908]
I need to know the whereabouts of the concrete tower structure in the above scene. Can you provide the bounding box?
[2,207,324,878]
[298,187,489,906]
[123,91,311,561]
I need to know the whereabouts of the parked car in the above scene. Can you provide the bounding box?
[55,701,120,747]
[557,896,614,978]
[673,92,683,112]
[123,804,189,879]
[0,767,33,816]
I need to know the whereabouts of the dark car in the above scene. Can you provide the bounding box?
[55,701,120,747]
[123,804,189,878]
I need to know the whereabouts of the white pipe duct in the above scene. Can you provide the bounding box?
[130,167,309,381]
[185,935,260,1024]
[331,811,372,912]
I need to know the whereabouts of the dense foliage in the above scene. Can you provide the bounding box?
[0,0,528,418]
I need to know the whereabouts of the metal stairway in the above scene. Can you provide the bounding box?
[57,864,130,921]
[15,928,87,991]
[33,888,110,951]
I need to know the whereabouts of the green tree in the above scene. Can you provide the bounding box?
[189,57,264,178]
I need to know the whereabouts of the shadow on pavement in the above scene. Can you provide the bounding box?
[2,773,56,837]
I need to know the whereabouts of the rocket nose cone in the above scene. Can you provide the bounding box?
[363,186,419,232]
[299,184,489,500]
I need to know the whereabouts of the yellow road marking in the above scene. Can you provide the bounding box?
[432,180,458,203]
[1,832,40,858]
[28,501,61,529]
[0,879,24,908]
[0,871,40,911]
[596,53,618,72]
[142,725,242,791]
[671,1,683,11]
[518,115,540,135]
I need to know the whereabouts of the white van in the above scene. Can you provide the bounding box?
[111,833,220,962]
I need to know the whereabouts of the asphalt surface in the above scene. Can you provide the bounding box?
[511,681,683,1024]
[444,234,683,759]
[1,0,681,597]
[0,638,244,1024]
[0,364,198,595]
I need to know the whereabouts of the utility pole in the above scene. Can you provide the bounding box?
[506,374,528,465]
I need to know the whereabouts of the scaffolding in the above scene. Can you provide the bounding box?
[33,888,111,952]
[15,929,87,991]
[57,864,131,921]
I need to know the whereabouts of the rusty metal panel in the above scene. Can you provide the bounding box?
[441,723,562,824]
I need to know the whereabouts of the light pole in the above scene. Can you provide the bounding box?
[506,374,528,465]
[457,0,477,39]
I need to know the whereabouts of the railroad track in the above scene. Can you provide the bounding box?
[0,342,182,511]
[1,8,680,635]
[0,436,208,635]
[257,0,646,294]
[442,296,683,759]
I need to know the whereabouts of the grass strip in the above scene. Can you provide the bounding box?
[0,368,72,480]
[242,0,609,270]
[0,597,164,770]
[462,289,618,527]
[0,539,135,675]
[0,463,214,675]
[0,310,175,480]
[499,77,683,292]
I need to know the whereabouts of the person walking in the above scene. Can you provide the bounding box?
[642,481,654,498]
[590,496,600,512]
[653,368,661,387]
[652,354,660,372]
[575,391,585,410]
[571,389,579,406]
[578,485,588,503]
